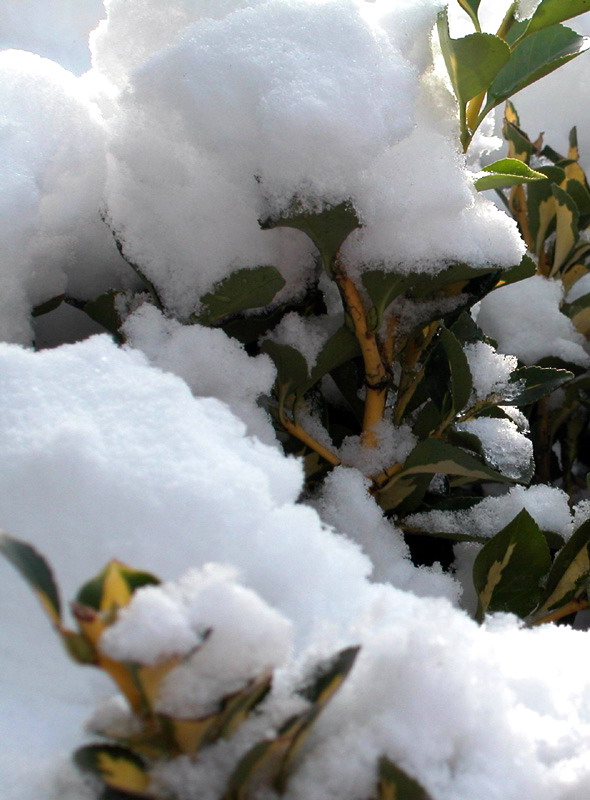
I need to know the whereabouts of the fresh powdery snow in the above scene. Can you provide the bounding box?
[3,2,590,800]
[1,338,590,800]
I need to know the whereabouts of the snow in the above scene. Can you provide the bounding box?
[455,416,533,480]
[463,341,518,402]
[477,275,590,367]
[339,420,418,475]
[0,0,105,75]
[0,49,130,345]
[123,304,277,444]
[102,564,294,716]
[3,1,590,799]
[407,484,574,541]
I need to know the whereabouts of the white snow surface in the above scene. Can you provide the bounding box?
[477,275,590,366]
[407,484,574,541]
[463,341,518,402]
[98,0,524,319]
[0,50,129,345]
[123,304,277,444]
[455,416,533,480]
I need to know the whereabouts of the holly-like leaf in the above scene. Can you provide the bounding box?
[32,293,65,318]
[526,165,565,253]
[507,366,574,405]
[361,271,410,328]
[550,184,579,273]
[439,328,473,413]
[564,291,590,337]
[194,266,286,326]
[223,647,359,799]
[76,561,160,614]
[0,532,62,626]
[74,744,152,796]
[308,325,361,389]
[438,10,510,108]
[524,0,590,38]
[496,254,537,286]
[474,157,545,191]
[473,509,551,622]
[260,200,361,274]
[260,340,310,398]
[532,518,590,620]
[482,24,590,118]
[377,756,434,800]
[82,290,129,340]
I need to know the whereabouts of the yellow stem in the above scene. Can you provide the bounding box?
[370,461,404,493]
[531,598,590,627]
[334,266,391,442]
[279,409,341,467]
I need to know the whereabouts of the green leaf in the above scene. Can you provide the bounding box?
[260,200,361,274]
[361,271,410,328]
[564,291,590,336]
[32,293,65,318]
[194,266,286,326]
[74,744,152,796]
[82,290,129,340]
[526,165,565,252]
[437,10,511,106]
[483,24,590,117]
[377,756,434,800]
[507,366,574,405]
[533,518,590,619]
[375,439,513,512]
[76,562,160,612]
[525,0,590,37]
[497,253,537,285]
[260,340,310,398]
[474,157,546,191]
[223,647,359,799]
[456,0,481,31]
[308,325,361,390]
[0,532,62,626]
[439,328,473,413]
[550,184,579,273]
[473,509,551,622]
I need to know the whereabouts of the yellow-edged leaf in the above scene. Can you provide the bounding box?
[0,532,62,627]
[533,519,590,619]
[75,744,152,796]
[551,184,579,274]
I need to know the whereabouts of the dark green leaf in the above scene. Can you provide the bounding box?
[526,165,565,251]
[438,10,511,106]
[308,326,361,390]
[32,294,65,318]
[361,271,410,327]
[507,366,574,405]
[377,756,433,800]
[483,24,590,117]
[473,509,551,621]
[533,518,590,619]
[260,200,361,273]
[525,0,590,37]
[0,532,61,625]
[474,158,546,191]
[223,647,359,799]
[497,254,537,285]
[194,266,286,326]
[83,290,128,340]
[74,744,151,795]
[260,340,310,397]
[76,563,160,611]
[551,183,579,272]
[438,328,473,413]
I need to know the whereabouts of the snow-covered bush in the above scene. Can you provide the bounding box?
[4,1,590,799]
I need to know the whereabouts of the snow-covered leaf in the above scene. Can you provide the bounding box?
[473,509,551,622]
